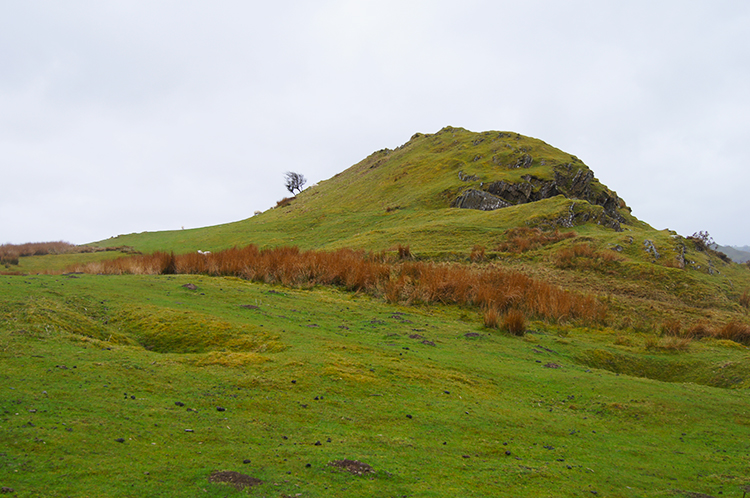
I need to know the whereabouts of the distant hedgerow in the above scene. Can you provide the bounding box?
[0,241,79,265]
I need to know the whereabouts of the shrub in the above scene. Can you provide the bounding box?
[688,231,714,252]
[0,241,79,263]
[275,197,294,208]
[0,254,19,266]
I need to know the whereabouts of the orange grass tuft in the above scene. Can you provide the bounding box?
[716,321,750,345]
[483,307,500,329]
[503,309,526,336]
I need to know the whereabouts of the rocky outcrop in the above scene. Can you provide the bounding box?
[453,163,628,231]
[453,189,511,210]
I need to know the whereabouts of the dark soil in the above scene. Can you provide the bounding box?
[208,470,262,490]
[328,459,374,476]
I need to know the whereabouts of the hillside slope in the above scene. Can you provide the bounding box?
[101,126,639,254]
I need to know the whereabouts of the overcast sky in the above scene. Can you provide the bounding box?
[2,0,749,246]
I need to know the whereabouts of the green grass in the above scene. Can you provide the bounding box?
[2,274,750,497]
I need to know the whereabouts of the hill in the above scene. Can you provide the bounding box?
[16,126,750,330]
[96,126,639,254]
[716,244,750,263]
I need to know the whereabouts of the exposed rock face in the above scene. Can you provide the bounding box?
[453,189,511,210]
[452,163,628,231]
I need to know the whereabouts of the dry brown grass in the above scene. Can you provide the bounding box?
[495,227,575,254]
[483,307,500,329]
[396,244,412,260]
[647,336,691,351]
[1,241,79,265]
[470,245,485,263]
[275,197,294,208]
[661,318,683,337]
[70,244,606,326]
[716,321,750,345]
[553,243,623,270]
[684,320,714,339]
[503,309,526,336]
[740,290,750,309]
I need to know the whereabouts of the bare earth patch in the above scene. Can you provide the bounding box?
[328,459,374,476]
[208,470,262,490]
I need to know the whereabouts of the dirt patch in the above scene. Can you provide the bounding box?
[674,492,717,498]
[328,459,374,476]
[544,363,561,369]
[182,283,197,290]
[208,470,262,490]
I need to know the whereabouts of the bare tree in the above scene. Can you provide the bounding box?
[284,171,307,194]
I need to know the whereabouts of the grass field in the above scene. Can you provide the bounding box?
[2,273,749,497]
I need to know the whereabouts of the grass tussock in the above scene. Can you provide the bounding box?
[740,290,750,309]
[716,321,750,345]
[495,227,575,253]
[661,318,683,337]
[655,319,750,346]
[483,307,499,329]
[503,309,526,336]
[470,245,485,263]
[396,244,412,260]
[69,244,605,326]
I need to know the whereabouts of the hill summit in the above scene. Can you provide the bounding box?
[356,126,631,231]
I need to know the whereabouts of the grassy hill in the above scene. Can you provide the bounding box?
[93,126,638,254]
[2,127,750,496]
